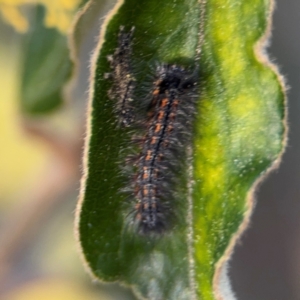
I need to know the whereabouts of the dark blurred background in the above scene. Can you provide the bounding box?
[230,0,300,299]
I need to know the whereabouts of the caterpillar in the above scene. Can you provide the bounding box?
[108,28,198,234]
[131,64,198,234]
[108,26,135,127]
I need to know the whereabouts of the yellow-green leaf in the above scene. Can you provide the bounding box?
[76,0,286,299]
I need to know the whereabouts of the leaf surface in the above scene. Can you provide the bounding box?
[76,0,286,299]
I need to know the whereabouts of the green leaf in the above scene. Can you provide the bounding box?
[20,5,72,114]
[193,1,286,298]
[76,0,286,299]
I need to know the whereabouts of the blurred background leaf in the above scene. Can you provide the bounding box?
[20,5,72,114]
[0,13,49,212]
